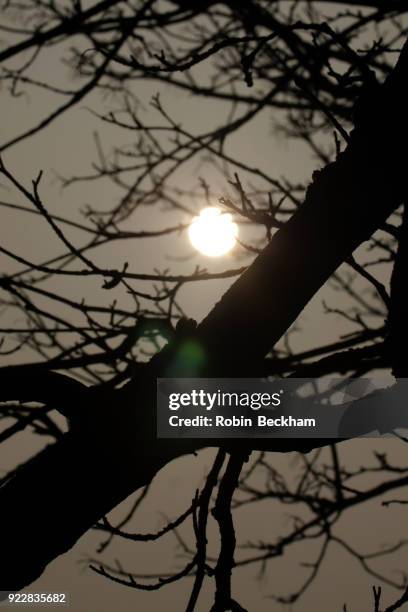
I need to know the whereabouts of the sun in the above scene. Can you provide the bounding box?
[188,207,238,257]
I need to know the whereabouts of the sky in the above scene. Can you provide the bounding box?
[1,4,408,611]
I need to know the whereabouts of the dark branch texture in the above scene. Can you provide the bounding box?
[1,1,408,609]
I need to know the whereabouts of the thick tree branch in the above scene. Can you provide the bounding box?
[1,36,408,594]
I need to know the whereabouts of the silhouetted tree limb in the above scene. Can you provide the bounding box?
[1,35,408,597]
[2,2,408,608]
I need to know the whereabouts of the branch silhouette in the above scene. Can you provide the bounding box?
[1,2,408,608]
[1,36,408,594]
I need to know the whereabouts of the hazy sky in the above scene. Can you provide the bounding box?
[1,6,408,611]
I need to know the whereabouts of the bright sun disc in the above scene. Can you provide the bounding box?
[188,207,238,257]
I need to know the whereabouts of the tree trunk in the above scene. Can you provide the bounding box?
[1,39,408,592]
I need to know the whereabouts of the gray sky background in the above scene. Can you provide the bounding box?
[1,8,408,611]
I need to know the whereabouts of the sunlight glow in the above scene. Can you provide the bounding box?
[188,207,238,257]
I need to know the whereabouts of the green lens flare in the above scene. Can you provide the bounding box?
[164,340,206,377]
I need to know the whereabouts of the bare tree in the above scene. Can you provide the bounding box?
[1,1,408,609]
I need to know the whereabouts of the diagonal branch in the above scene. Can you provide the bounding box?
[2,36,408,594]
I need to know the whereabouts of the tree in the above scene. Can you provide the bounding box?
[1,1,408,609]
